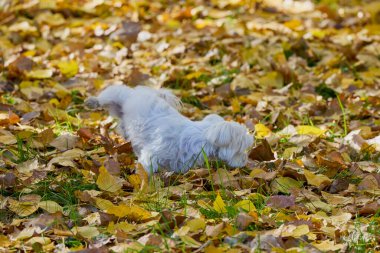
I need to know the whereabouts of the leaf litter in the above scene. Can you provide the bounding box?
[1,0,380,252]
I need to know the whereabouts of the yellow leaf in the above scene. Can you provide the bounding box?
[259,71,283,88]
[213,192,227,213]
[231,98,241,113]
[57,60,79,78]
[296,125,326,136]
[72,226,99,239]
[186,218,206,232]
[271,177,303,194]
[107,221,135,234]
[255,123,271,139]
[127,174,142,190]
[19,80,39,89]
[194,19,214,29]
[283,19,302,30]
[304,169,332,187]
[234,200,256,212]
[8,199,38,217]
[180,235,202,248]
[312,240,344,251]
[106,204,152,221]
[94,197,116,210]
[26,69,53,79]
[185,71,204,80]
[38,200,63,213]
[25,237,51,246]
[281,224,310,238]
[205,244,225,253]
[47,106,81,126]
[310,28,327,39]
[96,166,122,193]
[0,235,11,248]
[13,227,41,240]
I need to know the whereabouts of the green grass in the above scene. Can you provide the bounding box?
[347,219,379,253]
[24,172,97,223]
[2,136,39,164]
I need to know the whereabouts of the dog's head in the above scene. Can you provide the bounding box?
[204,120,254,167]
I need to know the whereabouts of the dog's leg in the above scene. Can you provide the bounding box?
[138,149,159,174]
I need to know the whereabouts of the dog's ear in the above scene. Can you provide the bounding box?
[205,121,237,147]
[205,121,254,150]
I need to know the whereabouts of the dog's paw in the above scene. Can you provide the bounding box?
[84,97,100,109]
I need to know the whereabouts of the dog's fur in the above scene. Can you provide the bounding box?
[86,85,254,173]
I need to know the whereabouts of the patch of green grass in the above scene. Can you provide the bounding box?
[181,95,204,109]
[64,237,83,248]
[347,219,378,253]
[25,172,97,223]
[1,94,16,104]
[333,169,362,184]
[71,90,84,105]
[315,83,337,100]
[3,137,39,164]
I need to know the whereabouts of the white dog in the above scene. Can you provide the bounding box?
[86,85,254,173]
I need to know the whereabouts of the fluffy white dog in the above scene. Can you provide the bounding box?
[86,85,254,173]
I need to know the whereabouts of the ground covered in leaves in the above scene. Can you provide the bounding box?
[1,0,380,252]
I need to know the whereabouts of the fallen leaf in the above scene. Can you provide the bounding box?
[271,177,303,194]
[26,69,53,79]
[296,125,326,136]
[8,198,39,217]
[213,192,227,213]
[96,166,122,193]
[267,195,295,209]
[38,201,63,213]
[234,200,256,212]
[255,123,271,139]
[311,240,344,251]
[281,224,310,238]
[304,169,332,188]
[249,139,275,161]
[72,226,99,239]
[57,60,79,78]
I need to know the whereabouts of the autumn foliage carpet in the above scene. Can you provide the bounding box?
[1,0,380,252]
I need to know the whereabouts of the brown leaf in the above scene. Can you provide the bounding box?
[236,212,254,230]
[77,128,95,141]
[358,174,379,190]
[37,128,55,147]
[205,222,224,238]
[115,142,133,154]
[359,201,380,216]
[212,168,240,189]
[104,156,120,176]
[75,247,109,253]
[267,195,295,209]
[249,139,275,161]
[316,151,347,177]
[0,172,16,188]
[250,235,284,252]
[329,178,349,193]
[137,233,163,247]
[127,68,150,86]
[8,56,35,78]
